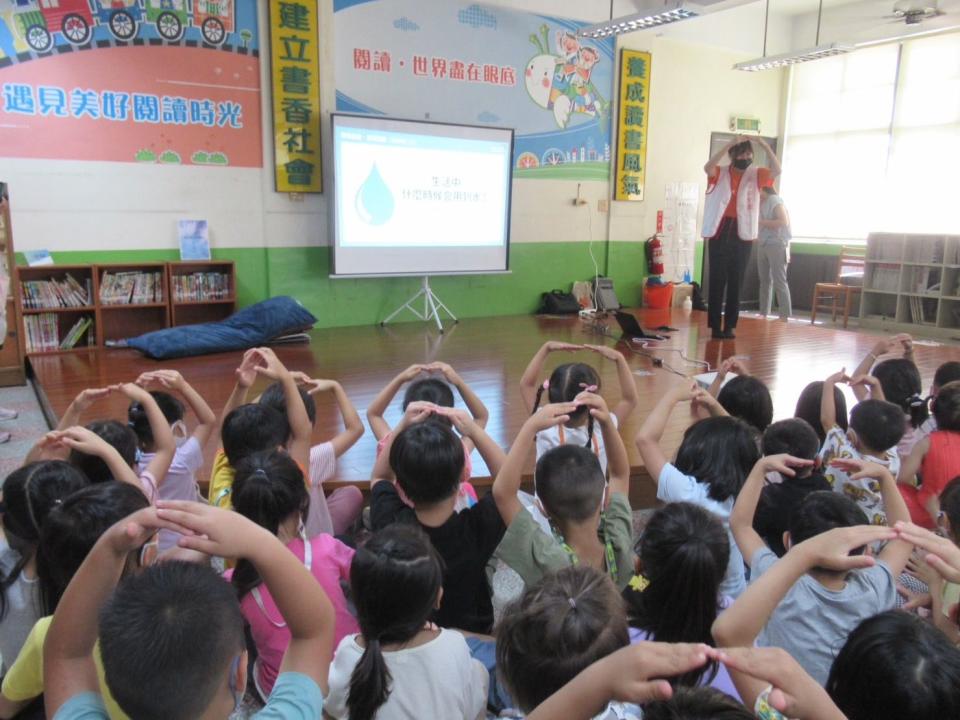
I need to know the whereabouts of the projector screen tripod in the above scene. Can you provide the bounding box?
[381,276,458,333]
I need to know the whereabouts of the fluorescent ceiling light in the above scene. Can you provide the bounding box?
[733,42,855,71]
[577,1,702,39]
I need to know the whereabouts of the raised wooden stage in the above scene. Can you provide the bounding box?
[27,310,960,509]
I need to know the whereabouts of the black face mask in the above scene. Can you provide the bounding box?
[733,158,752,171]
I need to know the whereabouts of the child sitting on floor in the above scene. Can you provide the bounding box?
[226,448,358,701]
[718,453,913,685]
[519,341,638,474]
[325,524,487,720]
[128,370,215,550]
[624,502,739,700]
[918,360,960,435]
[209,347,311,510]
[28,383,175,502]
[491,394,634,603]
[794,380,848,448]
[0,461,88,676]
[259,373,365,536]
[1,482,150,719]
[753,419,832,556]
[43,501,334,720]
[368,362,488,512]
[709,358,774,433]
[898,382,960,528]
[820,369,905,525]
[636,382,760,598]
[369,402,506,633]
[496,565,637,719]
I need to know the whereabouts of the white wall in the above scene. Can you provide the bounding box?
[3,0,785,256]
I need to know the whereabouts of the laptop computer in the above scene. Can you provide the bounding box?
[614,311,666,341]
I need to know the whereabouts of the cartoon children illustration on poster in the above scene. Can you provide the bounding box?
[524,24,607,129]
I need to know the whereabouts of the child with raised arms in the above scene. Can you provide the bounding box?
[520,341,638,474]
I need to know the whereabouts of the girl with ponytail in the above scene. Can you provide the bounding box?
[520,341,638,476]
[624,502,740,699]
[225,448,358,701]
[325,524,488,720]
[0,461,88,672]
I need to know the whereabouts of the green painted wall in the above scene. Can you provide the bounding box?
[18,239,840,328]
[19,242,650,328]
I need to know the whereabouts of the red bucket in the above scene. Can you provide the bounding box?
[643,282,674,309]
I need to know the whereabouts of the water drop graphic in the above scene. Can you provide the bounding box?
[355,164,395,226]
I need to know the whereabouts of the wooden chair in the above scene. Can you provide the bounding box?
[810,245,867,328]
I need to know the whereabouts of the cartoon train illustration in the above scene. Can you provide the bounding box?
[10,0,234,53]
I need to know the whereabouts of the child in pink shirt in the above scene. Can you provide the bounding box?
[225,448,358,699]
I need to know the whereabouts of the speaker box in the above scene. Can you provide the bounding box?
[593,276,621,311]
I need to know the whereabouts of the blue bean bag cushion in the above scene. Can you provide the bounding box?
[123,296,317,360]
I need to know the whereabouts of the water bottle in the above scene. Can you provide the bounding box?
[682,295,693,313]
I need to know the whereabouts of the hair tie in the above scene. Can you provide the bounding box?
[567,597,577,610]
[251,468,269,480]
[53,498,63,506]
[907,394,925,408]
[542,380,550,390]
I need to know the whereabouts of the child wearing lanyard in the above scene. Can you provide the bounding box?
[224,449,358,701]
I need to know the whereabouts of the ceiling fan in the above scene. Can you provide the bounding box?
[884,1,947,24]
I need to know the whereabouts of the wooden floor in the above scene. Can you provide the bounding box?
[27,310,960,508]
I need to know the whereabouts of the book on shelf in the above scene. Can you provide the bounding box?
[20,273,91,309]
[173,272,231,302]
[868,265,900,292]
[99,271,164,305]
[59,316,93,349]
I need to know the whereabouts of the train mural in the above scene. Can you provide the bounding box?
[9,0,234,53]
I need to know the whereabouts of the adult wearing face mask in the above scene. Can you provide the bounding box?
[702,136,780,339]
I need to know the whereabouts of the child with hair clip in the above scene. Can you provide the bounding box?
[519,341,638,474]
[0,482,150,720]
[819,369,905,525]
[0,462,88,675]
[129,370,215,550]
[635,382,759,598]
[325,524,487,720]
[258,372,365,536]
[225,448,358,700]
[209,347,312,509]
[624,502,740,700]
[43,501,334,720]
[794,381,848,447]
[370,402,506,633]
[368,362,488,512]
[496,565,637,719]
[849,333,926,455]
[28,384,175,501]
[718,453,913,685]
[492,394,634,602]
[897,381,960,528]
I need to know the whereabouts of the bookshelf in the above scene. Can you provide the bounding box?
[16,265,97,355]
[168,260,236,326]
[15,261,235,355]
[95,263,169,345]
[860,233,960,338]
[0,185,25,385]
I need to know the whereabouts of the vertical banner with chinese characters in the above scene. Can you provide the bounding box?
[614,49,651,201]
[333,0,614,182]
[0,0,261,167]
[270,0,322,193]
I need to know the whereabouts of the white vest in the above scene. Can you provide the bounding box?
[702,165,761,240]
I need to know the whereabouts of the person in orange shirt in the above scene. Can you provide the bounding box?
[702,136,780,339]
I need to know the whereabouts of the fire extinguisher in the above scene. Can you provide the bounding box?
[645,235,664,276]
